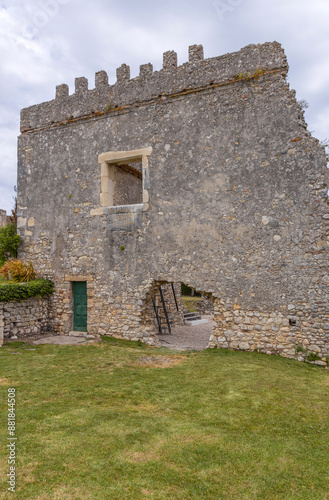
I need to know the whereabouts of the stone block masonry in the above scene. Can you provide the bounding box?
[20,42,288,133]
[17,41,329,363]
[0,297,50,345]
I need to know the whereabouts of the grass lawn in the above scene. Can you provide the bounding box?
[0,339,328,499]
[181,296,201,312]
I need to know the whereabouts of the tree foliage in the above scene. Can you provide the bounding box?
[0,224,21,265]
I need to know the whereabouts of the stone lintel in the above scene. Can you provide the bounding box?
[65,275,93,282]
[98,147,153,165]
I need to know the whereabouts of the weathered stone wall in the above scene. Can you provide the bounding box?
[17,41,329,361]
[113,165,142,206]
[0,297,50,344]
[195,297,214,315]
[20,43,288,134]
[209,301,328,365]
[159,283,184,327]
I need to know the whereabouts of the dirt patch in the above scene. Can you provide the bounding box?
[0,378,17,386]
[141,489,156,497]
[124,450,159,463]
[35,486,91,500]
[134,355,185,368]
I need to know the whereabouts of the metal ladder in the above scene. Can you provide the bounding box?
[152,284,179,335]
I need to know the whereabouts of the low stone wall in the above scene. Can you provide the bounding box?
[196,297,214,315]
[209,302,328,366]
[0,297,50,345]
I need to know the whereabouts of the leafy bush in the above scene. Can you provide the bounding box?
[0,223,21,264]
[0,279,54,302]
[181,283,201,297]
[306,352,321,362]
[0,259,36,282]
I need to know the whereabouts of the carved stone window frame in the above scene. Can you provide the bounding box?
[98,147,152,211]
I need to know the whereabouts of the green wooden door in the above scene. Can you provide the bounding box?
[73,282,87,332]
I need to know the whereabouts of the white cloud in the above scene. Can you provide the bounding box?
[0,0,328,212]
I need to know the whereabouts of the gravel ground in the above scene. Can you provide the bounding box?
[157,315,214,351]
[3,317,214,350]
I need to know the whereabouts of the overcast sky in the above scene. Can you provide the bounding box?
[0,0,328,213]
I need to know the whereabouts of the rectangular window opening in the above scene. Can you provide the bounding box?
[112,160,143,206]
[98,147,152,209]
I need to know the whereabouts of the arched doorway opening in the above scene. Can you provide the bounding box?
[144,280,216,350]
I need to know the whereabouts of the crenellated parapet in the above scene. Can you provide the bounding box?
[20,41,288,133]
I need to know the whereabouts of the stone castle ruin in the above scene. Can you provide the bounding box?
[17,42,329,362]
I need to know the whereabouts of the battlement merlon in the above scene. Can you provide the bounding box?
[20,41,288,133]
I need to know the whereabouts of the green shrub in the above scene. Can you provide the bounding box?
[0,259,36,282]
[0,223,21,263]
[181,283,201,297]
[0,279,54,302]
[306,352,321,362]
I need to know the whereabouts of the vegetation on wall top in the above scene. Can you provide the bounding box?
[0,259,54,302]
[0,279,54,303]
[0,259,36,282]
